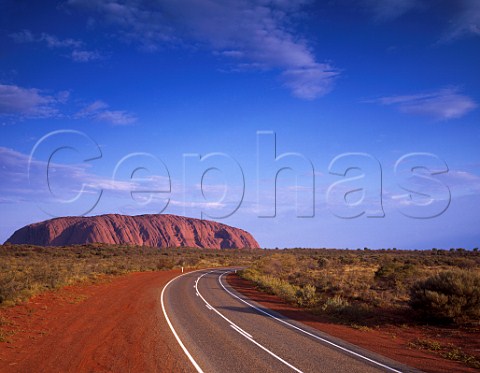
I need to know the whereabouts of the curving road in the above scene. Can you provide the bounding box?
[161,269,420,373]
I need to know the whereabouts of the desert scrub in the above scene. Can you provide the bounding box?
[409,269,480,324]
[295,284,317,306]
[241,268,317,306]
[313,295,372,322]
[240,248,480,321]
[408,338,480,369]
[0,329,11,343]
[442,348,480,369]
[320,295,350,312]
[408,338,442,351]
[241,268,299,303]
[253,253,299,277]
[374,261,418,289]
[0,244,263,306]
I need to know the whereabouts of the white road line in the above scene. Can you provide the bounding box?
[230,324,253,339]
[195,271,303,373]
[218,271,404,373]
[161,270,205,373]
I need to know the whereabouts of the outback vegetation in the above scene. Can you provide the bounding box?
[2,243,479,324]
[1,244,479,368]
[0,243,262,306]
[2,244,479,321]
[240,248,480,368]
[241,248,480,325]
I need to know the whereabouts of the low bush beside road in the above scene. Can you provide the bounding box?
[237,248,480,370]
[0,244,262,306]
[410,270,480,324]
[239,249,480,326]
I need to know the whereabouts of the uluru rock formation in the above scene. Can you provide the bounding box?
[5,214,260,249]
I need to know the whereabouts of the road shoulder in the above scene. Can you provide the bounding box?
[226,273,477,373]
[0,270,192,373]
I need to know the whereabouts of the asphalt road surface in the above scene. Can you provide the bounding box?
[161,269,421,373]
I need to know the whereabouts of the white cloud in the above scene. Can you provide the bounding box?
[0,85,133,125]
[368,87,477,120]
[219,50,244,58]
[68,0,339,100]
[0,84,64,118]
[438,170,480,195]
[383,169,480,210]
[0,147,145,201]
[441,0,480,41]
[77,100,108,114]
[282,64,338,100]
[9,30,102,63]
[361,0,480,41]
[362,0,420,20]
[169,200,226,210]
[94,110,137,125]
[70,49,103,62]
[56,90,71,104]
[10,30,82,49]
[40,33,83,49]
[0,146,169,219]
[9,29,36,43]
[76,100,137,125]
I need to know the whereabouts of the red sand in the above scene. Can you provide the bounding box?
[1,270,478,373]
[227,273,480,373]
[0,270,193,373]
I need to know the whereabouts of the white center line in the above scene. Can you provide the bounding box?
[195,270,303,373]
[229,324,253,339]
[161,270,205,373]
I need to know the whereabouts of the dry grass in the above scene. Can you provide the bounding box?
[0,244,263,306]
[409,338,480,369]
[238,249,480,370]
[239,248,480,325]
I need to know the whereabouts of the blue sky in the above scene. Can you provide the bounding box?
[1,0,479,249]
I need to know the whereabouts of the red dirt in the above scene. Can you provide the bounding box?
[227,274,480,373]
[1,270,478,373]
[0,270,193,373]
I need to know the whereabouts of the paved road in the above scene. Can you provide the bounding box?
[161,269,420,373]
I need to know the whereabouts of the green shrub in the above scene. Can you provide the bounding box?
[0,244,261,306]
[241,268,298,302]
[241,268,319,305]
[409,270,480,323]
[375,261,417,289]
[254,253,298,277]
[295,284,317,306]
[156,258,175,270]
[321,295,350,312]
